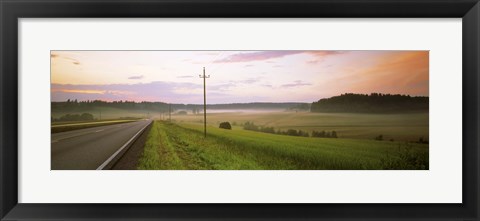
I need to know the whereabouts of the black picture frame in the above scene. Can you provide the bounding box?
[1,0,479,220]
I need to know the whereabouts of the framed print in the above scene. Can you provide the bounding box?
[1,0,479,220]
[50,49,430,171]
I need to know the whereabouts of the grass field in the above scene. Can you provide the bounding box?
[137,120,429,170]
[170,111,428,142]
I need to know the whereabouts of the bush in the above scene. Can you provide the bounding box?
[298,130,309,137]
[286,129,299,136]
[219,122,232,130]
[80,113,94,121]
[331,130,338,138]
[243,121,259,131]
[311,130,337,138]
[375,134,383,141]
[260,126,275,134]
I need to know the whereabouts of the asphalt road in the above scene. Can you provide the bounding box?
[51,119,152,170]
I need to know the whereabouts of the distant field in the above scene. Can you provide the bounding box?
[138,121,428,170]
[170,111,428,142]
[51,119,139,133]
[52,107,154,120]
[52,107,428,142]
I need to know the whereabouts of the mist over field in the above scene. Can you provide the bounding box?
[52,94,429,143]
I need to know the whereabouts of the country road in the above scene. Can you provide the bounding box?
[51,119,152,170]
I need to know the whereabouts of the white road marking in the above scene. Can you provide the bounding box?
[96,120,152,170]
[95,129,104,133]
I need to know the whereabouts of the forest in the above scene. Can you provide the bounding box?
[52,93,428,116]
[310,93,428,113]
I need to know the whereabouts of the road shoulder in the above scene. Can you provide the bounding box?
[111,122,153,170]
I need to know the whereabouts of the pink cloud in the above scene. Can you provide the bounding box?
[214,51,303,63]
[214,50,343,63]
[50,81,203,103]
[308,51,343,57]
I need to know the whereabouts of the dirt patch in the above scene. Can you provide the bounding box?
[111,123,152,170]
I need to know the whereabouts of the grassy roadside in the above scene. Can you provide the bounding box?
[51,119,139,133]
[137,121,428,170]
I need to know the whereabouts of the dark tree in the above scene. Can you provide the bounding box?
[286,129,299,136]
[375,135,384,141]
[331,131,338,138]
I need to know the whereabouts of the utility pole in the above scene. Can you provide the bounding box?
[199,67,210,138]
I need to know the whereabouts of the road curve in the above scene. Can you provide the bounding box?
[51,119,152,170]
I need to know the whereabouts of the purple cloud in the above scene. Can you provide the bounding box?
[208,83,236,91]
[206,78,262,92]
[177,75,194,78]
[128,75,144,80]
[236,78,261,84]
[280,80,312,88]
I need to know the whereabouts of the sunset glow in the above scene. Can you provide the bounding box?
[51,50,429,104]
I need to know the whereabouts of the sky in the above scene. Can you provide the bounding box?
[51,50,429,104]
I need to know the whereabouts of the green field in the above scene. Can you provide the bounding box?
[171,111,428,142]
[138,120,429,170]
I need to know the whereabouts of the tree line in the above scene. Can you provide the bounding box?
[310,93,428,113]
[243,121,338,138]
[52,100,172,113]
[52,100,309,113]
